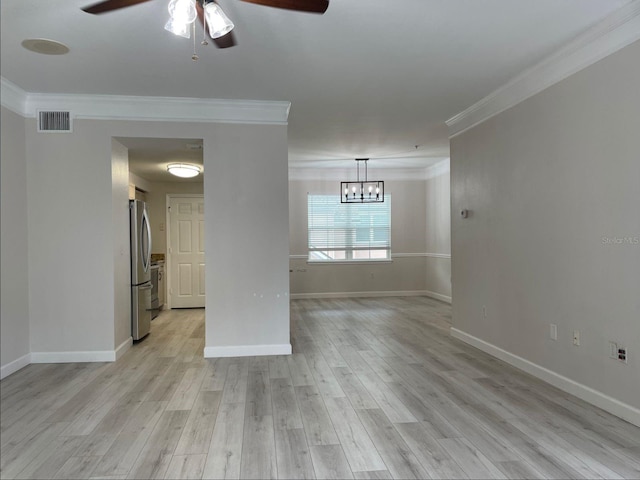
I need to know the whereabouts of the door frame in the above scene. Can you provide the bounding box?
[165,193,205,310]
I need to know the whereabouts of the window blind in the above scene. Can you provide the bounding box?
[308,194,391,261]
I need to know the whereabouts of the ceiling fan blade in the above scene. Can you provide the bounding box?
[239,0,328,14]
[196,2,237,48]
[82,0,152,14]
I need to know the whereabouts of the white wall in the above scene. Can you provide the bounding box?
[112,139,132,353]
[0,106,30,377]
[205,124,290,355]
[424,161,451,300]
[450,40,640,422]
[26,119,116,358]
[19,118,289,360]
[289,173,427,297]
[288,168,451,299]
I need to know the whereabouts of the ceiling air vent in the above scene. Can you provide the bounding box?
[37,111,72,133]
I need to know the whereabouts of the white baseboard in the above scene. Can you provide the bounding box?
[0,353,32,380]
[115,337,133,360]
[450,328,640,427]
[290,290,431,300]
[204,343,292,358]
[31,349,117,363]
[424,290,452,304]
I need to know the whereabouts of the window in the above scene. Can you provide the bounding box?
[308,194,391,262]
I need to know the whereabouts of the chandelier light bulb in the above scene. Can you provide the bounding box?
[164,18,191,38]
[168,0,197,23]
[204,2,234,39]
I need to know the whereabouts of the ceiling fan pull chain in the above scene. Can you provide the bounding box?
[191,21,199,60]
[201,3,209,46]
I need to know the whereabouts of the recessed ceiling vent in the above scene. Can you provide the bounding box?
[37,111,72,133]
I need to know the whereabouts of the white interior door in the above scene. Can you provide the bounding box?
[169,195,205,308]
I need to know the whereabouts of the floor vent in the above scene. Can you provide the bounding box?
[37,111,72,132]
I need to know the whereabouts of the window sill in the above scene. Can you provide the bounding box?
[307,259,393,265]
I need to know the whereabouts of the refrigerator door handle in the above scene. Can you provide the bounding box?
[139,283,153,290]
[141,208,152,272]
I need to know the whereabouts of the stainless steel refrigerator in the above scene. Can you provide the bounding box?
[130,199,152,340]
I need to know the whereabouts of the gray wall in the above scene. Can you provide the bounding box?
[451,40,640,411]
[289,168,451,299]
[0,106,30,375]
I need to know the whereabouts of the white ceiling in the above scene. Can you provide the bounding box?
[1,0,630,169]
[119,137,204,183]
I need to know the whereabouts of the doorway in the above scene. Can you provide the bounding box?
[119,136,206,314]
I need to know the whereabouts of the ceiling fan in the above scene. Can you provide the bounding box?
[81,0,329,49]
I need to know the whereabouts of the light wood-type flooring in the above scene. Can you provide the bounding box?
[1,297,639,479]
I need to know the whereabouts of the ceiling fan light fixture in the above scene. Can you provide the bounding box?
[167,163,202,178]
[164,18,191,38]
[168,0,197,23]
[204,2,234,39]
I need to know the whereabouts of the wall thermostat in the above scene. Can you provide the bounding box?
[460,209,469,218]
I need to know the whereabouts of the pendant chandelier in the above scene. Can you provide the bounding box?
[341,159,384,203]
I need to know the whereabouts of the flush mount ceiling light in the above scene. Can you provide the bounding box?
[167,163,202,178]
[341,159,384,203]
[21,38,70,55]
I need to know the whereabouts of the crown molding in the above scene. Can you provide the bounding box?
[446,2,640,138]
[288,166,435,181]
[424,158,450,180]
[0,78,28,116]
[1,77,290,125]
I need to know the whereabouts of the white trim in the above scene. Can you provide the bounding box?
[288,165,447,181]
[115,337,133,361]
[31,350,116,363]
[450,328,640,428]
[0,353,32,380]
[424,159,450,180]
[307,259,393,266]
[290,253,451,260]
[423,290,452,304]
[1,77,290,125]
[1,77,28,115]
[446,2,640,138]
[392,252,452,259]
[290,290,431,300]
[204,344,292,358]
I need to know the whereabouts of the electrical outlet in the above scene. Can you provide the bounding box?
[573,330,580,346]
[550,324,558,341]
[618,346,628,364]
[482,306,487,320]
